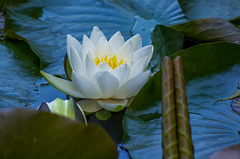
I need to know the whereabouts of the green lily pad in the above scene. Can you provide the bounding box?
[95,110,112,121]
[178,0,240,20]
[0,108,118,159]
[151,25,184,71]
[172,18,240,43]
[0,40,41,108]
[123,42,240,159]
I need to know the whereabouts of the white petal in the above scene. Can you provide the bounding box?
[113,70,150,99]
[132,45,153,67]
[116,39,134,61]
[72,71,102,99]
[129,56,148,79]
[111,63,130,86]
[97,61,112,71]
[82,35,95,63]
[127,34,142,52]
[109,31,125,53]
[40,71,85,98]
[95,37,113,58]
[116,34,142,60]
[97,99,128,112]
[85,54,99,79]
[90,26,106,46]
[67,34,82,59]
[93,71,119,99]
[69,47,87,77]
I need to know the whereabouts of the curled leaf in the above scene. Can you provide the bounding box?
[162,56,178,159]
[173,56,194,159]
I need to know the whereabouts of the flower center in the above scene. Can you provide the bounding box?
[94,54,124,69]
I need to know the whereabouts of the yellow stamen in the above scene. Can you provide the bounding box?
[94,54,125,69]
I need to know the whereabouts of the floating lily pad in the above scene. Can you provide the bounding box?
[95,109,112,121]
[150,25,184,71]
[0,40,40,108]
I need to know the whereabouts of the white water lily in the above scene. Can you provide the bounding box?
[41,26,153,112]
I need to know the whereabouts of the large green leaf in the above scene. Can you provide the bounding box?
[178,0,240,20]
[0,39,68,109]
[123,42,240,158]
[0,108,118,158]
[172,18,240,43]
[151,25,184,71]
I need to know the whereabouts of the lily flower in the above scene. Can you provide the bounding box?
[41,26,153,113]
